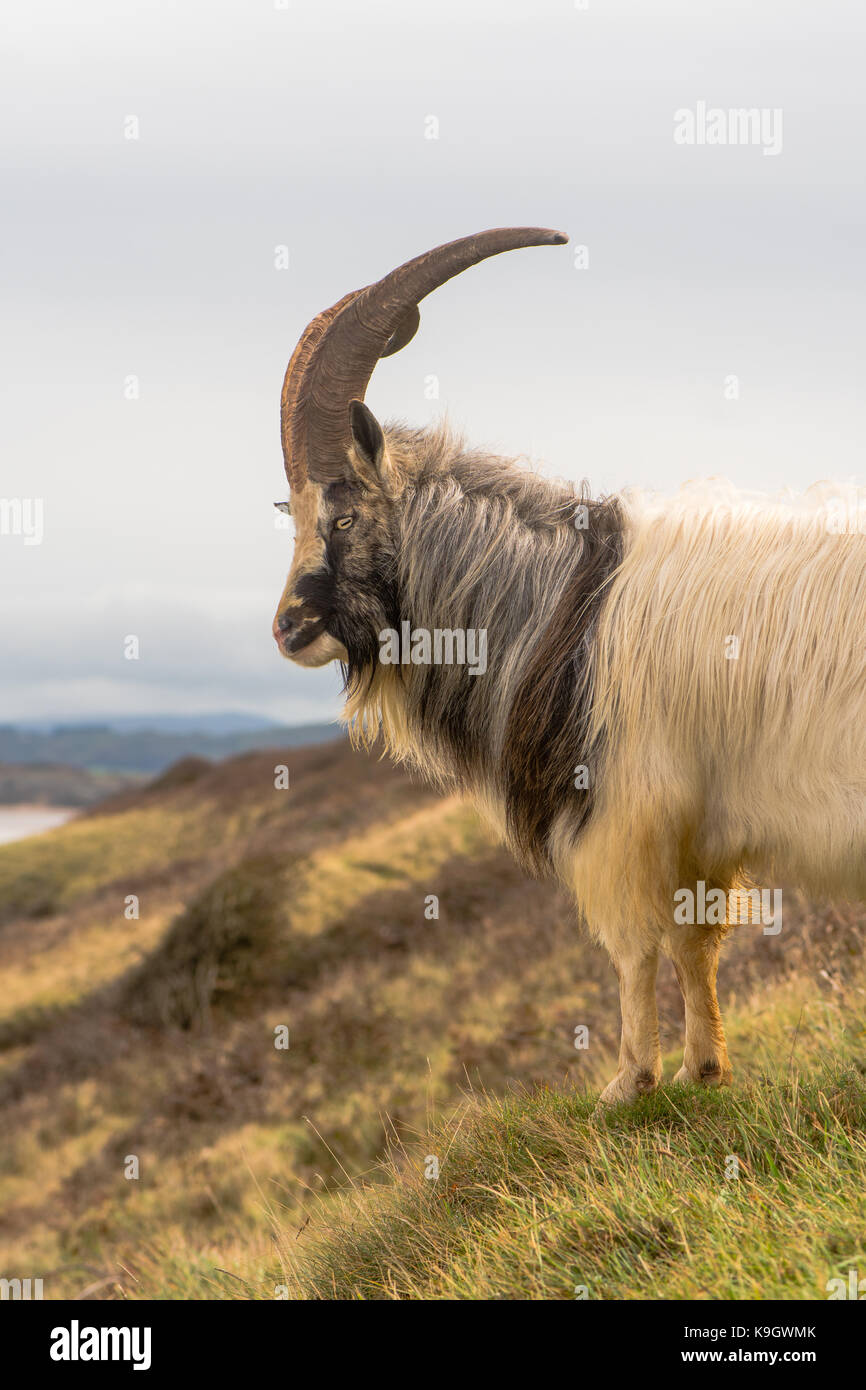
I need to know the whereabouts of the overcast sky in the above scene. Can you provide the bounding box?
[2,0,864,725]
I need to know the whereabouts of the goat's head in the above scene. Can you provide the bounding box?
[272,226,568,674]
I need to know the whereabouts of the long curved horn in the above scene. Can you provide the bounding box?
[280,226,568,489]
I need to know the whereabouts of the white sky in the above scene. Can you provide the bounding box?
[2,0,864,723]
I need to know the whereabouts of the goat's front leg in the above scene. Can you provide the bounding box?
[666,924,733,1087]
[597,944,662,1106]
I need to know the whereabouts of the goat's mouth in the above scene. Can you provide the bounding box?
[279,619,326,656]
[278,622,348,668]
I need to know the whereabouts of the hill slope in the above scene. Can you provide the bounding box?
[0,740,863,1299]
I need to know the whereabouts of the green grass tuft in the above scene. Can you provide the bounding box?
[280,1058,866,1300]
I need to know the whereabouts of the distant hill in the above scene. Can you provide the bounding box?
[0,719,343,779]
[16,712,280,736]
[0,762,144,807]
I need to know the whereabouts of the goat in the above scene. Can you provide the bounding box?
[272,227,866,1104]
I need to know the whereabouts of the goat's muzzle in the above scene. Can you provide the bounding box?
[272,608,326,656]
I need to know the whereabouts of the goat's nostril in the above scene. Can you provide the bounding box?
[274,611,296,640]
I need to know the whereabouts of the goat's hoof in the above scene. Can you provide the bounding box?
[673,1062,733,1088]
[595,1066,661,1109]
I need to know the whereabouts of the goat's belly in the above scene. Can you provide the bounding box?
[702,774,866,903]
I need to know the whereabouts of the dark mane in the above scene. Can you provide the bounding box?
[502,496,623,874]
[350,424,624,873]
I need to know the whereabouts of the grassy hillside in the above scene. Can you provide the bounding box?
[0,740,863,1300]
[282,1012,866,1300]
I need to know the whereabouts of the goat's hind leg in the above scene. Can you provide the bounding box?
[665,923,733,1087]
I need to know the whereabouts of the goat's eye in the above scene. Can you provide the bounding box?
[274,501,292,516]
[334,515,354,531]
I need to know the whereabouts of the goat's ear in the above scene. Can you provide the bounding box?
[349,400,398,493]
[349,400,384,469]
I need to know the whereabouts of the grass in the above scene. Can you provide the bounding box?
[0,738,864,1300]
[279,1004,866,1300]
